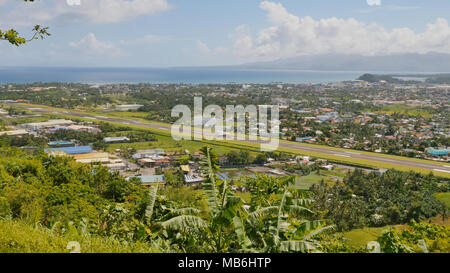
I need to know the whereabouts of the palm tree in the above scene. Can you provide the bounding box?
[148,146,334,253]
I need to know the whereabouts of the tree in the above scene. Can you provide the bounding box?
[0,0,50,46]
[254,153,268,165]
[155,147,333,253]
[164,169,184,188]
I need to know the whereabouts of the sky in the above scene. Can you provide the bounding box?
[1,0,450,67]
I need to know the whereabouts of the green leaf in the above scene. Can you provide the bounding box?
[158,215,207,231]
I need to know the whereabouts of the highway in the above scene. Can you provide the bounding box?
[5,103,450,174]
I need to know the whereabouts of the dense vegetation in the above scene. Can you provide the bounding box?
[311,169,448,231]
[0,147,334,253]
[0,145,448,253]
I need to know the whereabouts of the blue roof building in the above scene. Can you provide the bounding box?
[296,137,313,142]
[45,146,93,155]
[426,148,449,156]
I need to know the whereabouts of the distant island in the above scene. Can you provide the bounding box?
[358,73,450,84]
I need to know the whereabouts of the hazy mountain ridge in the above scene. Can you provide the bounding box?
[233,53,450,73]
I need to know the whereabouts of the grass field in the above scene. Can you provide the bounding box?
[320,168,348,178]
[373,104,436,118]
[294,174,324,190]
[106,134,261,156]
[341,226,394,249]
[435,193,450,208]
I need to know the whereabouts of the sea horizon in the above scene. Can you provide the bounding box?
[0,66,396,85]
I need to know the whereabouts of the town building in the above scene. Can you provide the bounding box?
[21,119,73,131]
[130,175,165,187]
[0,129,29,137]
[45,146,93,155]
[104,137,130,144]
[115,104,144,111]
[426,147,449,157]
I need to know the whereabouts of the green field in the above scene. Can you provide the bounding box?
[107,134,261,156]
[294,174,323,190]
[373,104,436,118]
[320,168,348,178]
[341,226,394,249]
[435,193,450,208]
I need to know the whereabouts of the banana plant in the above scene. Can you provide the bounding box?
[156,147,245,252]
[154,147,334,253]
[245,188,335,253]
[144,183,205,232]
[145,183,159,225]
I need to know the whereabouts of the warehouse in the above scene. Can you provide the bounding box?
[22,119,73,131]
[426,147,449,156]
[104,136,130,143]
[73,152,127,170]
[0,129,29,136]
[45,146,93,155]
[115,104,144,111]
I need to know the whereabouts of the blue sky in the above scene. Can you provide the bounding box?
[1,0,450,67]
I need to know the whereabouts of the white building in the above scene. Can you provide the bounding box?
[21,119,73,131]
[115,104,144,111]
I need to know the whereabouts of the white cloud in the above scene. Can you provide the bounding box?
[69,33,125,57]
[0,0,172,26]
[230,1,450,61]
[196,40,211,54]
[367,0,381,6]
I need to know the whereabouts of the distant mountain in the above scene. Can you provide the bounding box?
[234,53,450,73]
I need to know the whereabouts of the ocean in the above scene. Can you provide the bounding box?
[0,66,364,84]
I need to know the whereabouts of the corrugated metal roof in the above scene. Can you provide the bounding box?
[427,148,449,156]
[137,175,165,183]
[48,141,74,146]
[45,146,93,155]
[104,137,130,142]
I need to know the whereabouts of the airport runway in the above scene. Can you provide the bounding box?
[5,103,450,173]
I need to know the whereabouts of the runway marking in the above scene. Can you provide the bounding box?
[378,158,397,163]
[333,154,351,158]
[345,151,360,155]
[443,165,450,168]
[434,169,450,174]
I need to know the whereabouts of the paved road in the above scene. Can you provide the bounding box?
[5,103,450,173]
